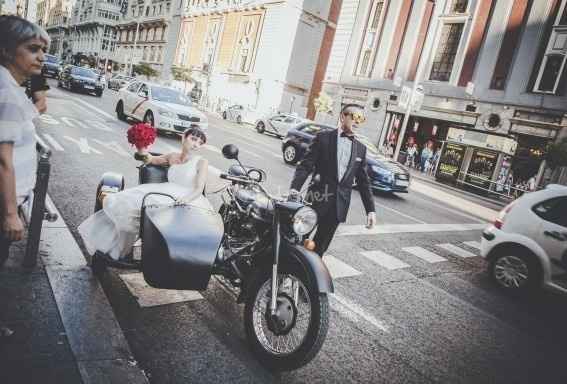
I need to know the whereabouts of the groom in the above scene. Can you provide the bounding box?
[289,104,376,257]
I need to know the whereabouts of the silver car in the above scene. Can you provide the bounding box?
[255,113,306,138]
[108,74,134,90]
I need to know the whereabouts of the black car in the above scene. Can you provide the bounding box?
[58,65,104,97]
[281,123,411,193]
[42,54,61,78]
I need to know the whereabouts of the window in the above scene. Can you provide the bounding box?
[233,16,260,73]
[127,82,140,92]
[429,23,464,81]
[139,84,149,97]
[203,20,221,67]
[533,197,567,227]
[536,54,565,92]
[355,0,385,77]
[450,0,468,13]
[145,6,149,16]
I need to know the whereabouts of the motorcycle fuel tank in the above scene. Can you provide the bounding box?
[141,204,223,290]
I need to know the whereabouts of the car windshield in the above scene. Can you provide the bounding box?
[151,86,191,106]
[72,67,97,78]
[44,54,58,64]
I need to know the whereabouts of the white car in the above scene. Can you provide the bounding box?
[255,113,306,138]
[115,81,208,133]
[481,184,567,294]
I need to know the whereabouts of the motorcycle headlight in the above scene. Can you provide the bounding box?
[292,207,318,235]
[159,109,175,118]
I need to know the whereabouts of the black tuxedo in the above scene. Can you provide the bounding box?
[290,129,375,256]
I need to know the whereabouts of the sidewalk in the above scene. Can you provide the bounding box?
[0,198,149,384]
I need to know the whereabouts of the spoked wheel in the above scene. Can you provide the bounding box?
[283,144,298,164]
[244,266,329,371]
[116,101,126,121]
[489,251,541,293]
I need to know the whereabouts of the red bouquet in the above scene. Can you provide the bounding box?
[127,123,156,153]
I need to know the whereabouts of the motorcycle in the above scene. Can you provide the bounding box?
[91,144,333,371]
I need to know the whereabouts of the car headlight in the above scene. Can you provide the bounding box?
[292,207,318,236]
[159,110,175,118]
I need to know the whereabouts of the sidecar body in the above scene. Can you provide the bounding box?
[141,203,224,290]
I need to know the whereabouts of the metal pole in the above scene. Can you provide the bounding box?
[129,21,140,77]
[393,0,438,162]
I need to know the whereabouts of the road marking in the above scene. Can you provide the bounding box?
[73,98,116,120]
[92,139,130,157]
[331,293,388,333]
[120,273,203,307]
[324,254,362,279]
[409,193,486,224]
[61,116,88,129]
[204,144,221,153]
[336,223,486,236]
[35,134,50,150]
[360,250,410,270]
[38,113,60,125]
[373,202,427,224]
[42,134,65,151]
[463,241,481,250]
[63,136,102,154]
[86,120,113,132]
[437,243,477,258]
[403,246,446,263]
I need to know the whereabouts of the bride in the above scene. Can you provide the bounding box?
[79,127,213,261]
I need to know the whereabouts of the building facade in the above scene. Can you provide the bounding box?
[1,0,36,21]
[172,0,340,119]
[41,0,73,56]
[114,0,182,76]
[321,0,567,192]
[67,0,122,69]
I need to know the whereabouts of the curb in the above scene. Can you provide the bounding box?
[40,195,149,384]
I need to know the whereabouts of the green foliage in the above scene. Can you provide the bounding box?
[171,66,193,83]
[133,63,158,79]
[546,138,567,168]
[313,91,333,114]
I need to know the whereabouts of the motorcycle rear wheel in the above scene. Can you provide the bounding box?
[244,264,329,371]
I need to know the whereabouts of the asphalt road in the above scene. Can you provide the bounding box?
[38,80,567,384]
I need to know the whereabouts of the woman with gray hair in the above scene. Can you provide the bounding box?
[0,15,50,269]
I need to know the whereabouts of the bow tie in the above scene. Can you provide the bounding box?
[340,132,354,140]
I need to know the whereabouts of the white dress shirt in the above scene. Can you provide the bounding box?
[0,65,38,204]
[337,127,353,181]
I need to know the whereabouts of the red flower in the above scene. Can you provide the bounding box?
[127,123,157,149]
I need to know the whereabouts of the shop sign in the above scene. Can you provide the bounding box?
[436,143,466,183]
[510,123,558,139]
[447,127,517,155]
[342,87,369,101]
[465,149,498,190]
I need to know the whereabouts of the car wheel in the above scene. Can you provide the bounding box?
[116,101,126,121]
[222,111,227,120]
[283,144,298,164]
[489,249,541,293]
[144,110,155,127]
[95,90,103,97]
[256,122,265,133]
[236,115,242,124]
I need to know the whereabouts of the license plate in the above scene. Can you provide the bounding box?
[84,85,94,90]
[396,180,409,187]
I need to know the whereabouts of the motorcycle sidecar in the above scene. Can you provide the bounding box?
[141,203,224,290]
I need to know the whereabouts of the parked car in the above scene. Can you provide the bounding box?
[481,184,567,294]
[255,113,306,138]
[108,74,134,90]
[222,104,245,124]
[57,65,104,97]
[42,54,61,78]
[115,81,208,133]
[281,123,411,193]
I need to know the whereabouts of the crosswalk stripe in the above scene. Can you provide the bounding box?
[437,243,476,258]
[324,254,362,279]
[463,241,481,250]
[43,134,65,151]
[403,246,446,263]
[360,250,410,270]
[35,134,50,150]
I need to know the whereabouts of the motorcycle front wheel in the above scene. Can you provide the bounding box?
[244,265,329,371]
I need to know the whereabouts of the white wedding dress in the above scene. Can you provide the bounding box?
[79,155,213,260]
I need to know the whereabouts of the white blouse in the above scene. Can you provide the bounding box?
[0,65,38,205]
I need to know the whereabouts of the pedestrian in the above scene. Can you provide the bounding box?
[406,143,417,168]
[0,15,50,337]
[288,104,377,257]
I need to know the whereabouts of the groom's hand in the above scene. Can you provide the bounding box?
[366,212,376,229]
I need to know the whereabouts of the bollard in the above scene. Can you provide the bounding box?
[23,148,52,269]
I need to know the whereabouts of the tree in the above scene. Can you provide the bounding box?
[171,66,193,92]
[313,91,334,114]
[546,138,567,168]
[133,63,159,79]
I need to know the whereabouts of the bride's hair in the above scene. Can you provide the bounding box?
[183,125,207,144]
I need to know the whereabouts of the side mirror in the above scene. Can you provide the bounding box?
[222,144,239,160]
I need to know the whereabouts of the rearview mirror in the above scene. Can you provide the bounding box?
[222,144,239,160]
